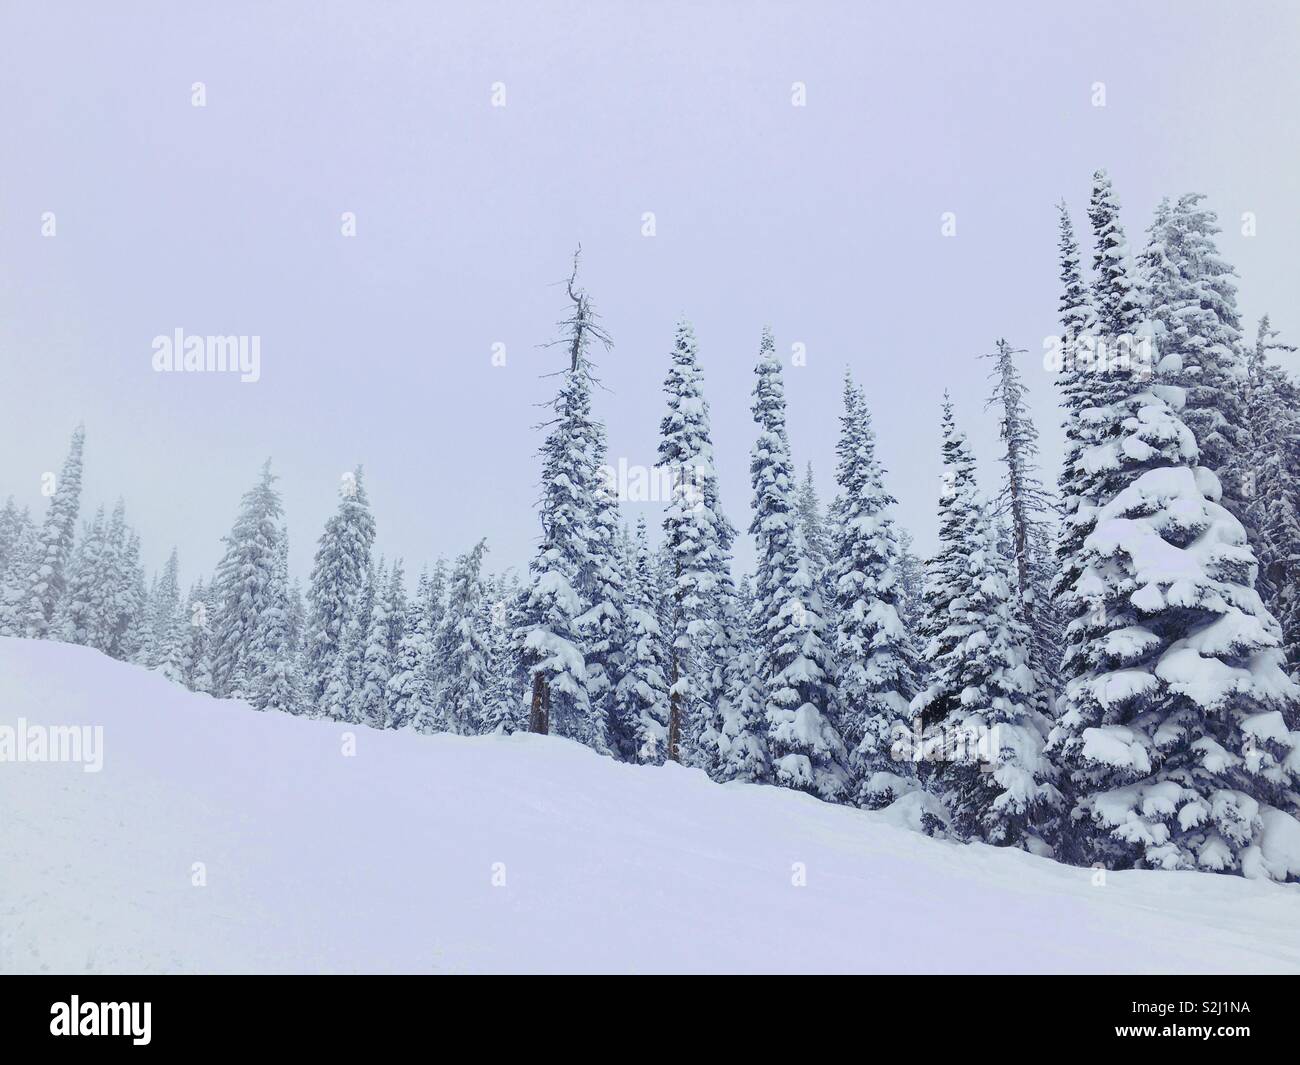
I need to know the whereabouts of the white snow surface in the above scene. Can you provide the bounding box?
[3,637,1300,974]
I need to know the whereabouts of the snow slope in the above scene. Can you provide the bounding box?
[2,637,1298,974]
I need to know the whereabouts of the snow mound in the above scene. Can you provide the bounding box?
[3,637,1299,974]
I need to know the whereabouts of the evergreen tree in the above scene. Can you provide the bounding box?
[1241,317,1300,671]
[796,461,832,602]
[657,318,737,768]
[893,529,925,647]
[429,540,491,735]
[482,572,527,735]
[53,507,113,651]
[355,558,398,728]
[984,339,1063,701]
[0,498,32,589]
[1053,199,1102,571]
[614,517,670,763]
[578,437,627,753]
[1142,192,1249,522]
[322,564,371,723]
[1051,179,1300,878]
[147,548,186,682]
[829,372,918,808]
[181,578,215,694]
[250,531,303,714]
[211,461,283,696]
[914,397,979,729]
[304,466,376,709]
[16,424,85,638]
[715,574,769,781]
[520,253,607,750]
[0,502,37,637]
[749,329,848,800]
[387,568,435,729]
[104,503,146,662]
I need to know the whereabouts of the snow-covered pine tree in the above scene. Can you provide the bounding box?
[355,558,395,729]
[1142,192,1249,524]
[15,424,85,638]
[421,558,449,698]
[657,318,737,768]
[0,507,37,636]
[577,432,627,754]
[1054,175,1151,678]
[387,567,435,729]
[829,372,919,808]
[148,548,186,682]
[0,497,28,575]
[914,396,979,730]
[428,539,491,735]
[53,507,112,651]
[355,558,407,727]
[1049,176,1300,880]
[614,517,670,763]
[749,329,849,800]
[322,563,371,723]
[715,573,769,782]
[1052,200,1101,579]
[796,461,832,604]
[482,571,527,735]
[211,461,283,697]
[1241,317,1300,672]
[911,400,1060,846]
[304,466,376,709]
[893,528,924,643]
[249,531,302,714]
[520,252,608,750]
[983,339,1063,703]
[105,503,146,663]
[136,573,159,666]
[180,578,215,693]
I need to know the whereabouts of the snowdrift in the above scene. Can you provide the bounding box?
[2,637,1298,974]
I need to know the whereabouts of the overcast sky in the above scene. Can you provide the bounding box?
[3,1,1298,586]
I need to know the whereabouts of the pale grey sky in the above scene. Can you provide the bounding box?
[2,1,1298,585]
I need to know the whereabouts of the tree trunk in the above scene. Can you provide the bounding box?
[666,658,681,763]
[528,673,549,734]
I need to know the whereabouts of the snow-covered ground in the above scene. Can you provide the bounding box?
[2,637,1298,974]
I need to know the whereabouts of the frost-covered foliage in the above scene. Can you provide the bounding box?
[984,339,1063,701]
[912,402,1059,847]
[657,318,738,768]
[1142,193,1248,522]
[1050,385,1300,878]
[211,461,283,698]
[250,532,303,715]
[139,548,186,681]
[305,466,376,709]
[3,425,84,638]
[387,568,435,730]
[1240,316,1300,673]
[520,257,611,752]
[355,559,405,728]
[614,517,670,763]
[828,373,918,809]
[1049,173,1300,878]
[430,541,491,735]
[481,571,526,735]
[749,329,848,801]
[52,500,144,663]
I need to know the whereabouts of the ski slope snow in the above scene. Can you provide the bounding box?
[2,637,1298,974]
